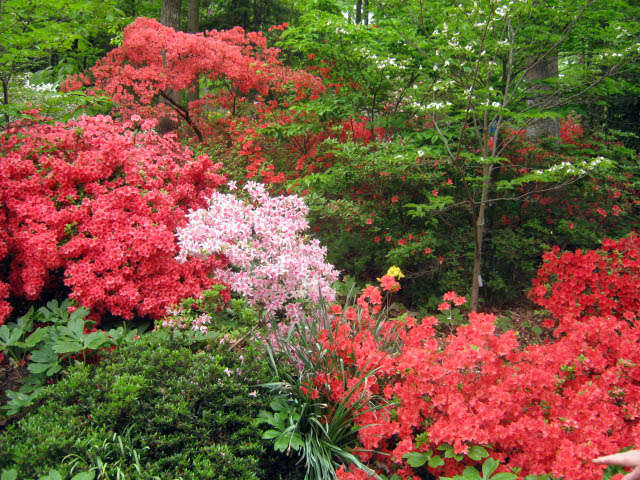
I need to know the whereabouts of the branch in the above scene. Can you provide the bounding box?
[158,90,203,142]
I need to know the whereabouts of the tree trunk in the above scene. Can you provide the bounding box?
[188,0,199,32]
[2,76,9,125]
[186,0,200,106]
[470,163,493,311]
[161,0,182,29]
[525,55,560,139]
[355,0,362,24]
[363,0,369,25]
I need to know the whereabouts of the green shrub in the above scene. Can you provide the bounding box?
[0,329,302,480]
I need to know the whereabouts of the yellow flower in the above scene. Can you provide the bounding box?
[386,266,405,279]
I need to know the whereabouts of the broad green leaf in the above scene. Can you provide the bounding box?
[67,318,85,338]
[273,434,290,452]
[404,452,430,468]
[491,473,518,480]
[71,471,95,480]
[1,468,18,480]
[20,327,49,348]
[53,340,83,354]
[84,331,109,350]
[482,458,500,479]
[463,466,483,480]
[262,429,281,439]
[468,445,489,461]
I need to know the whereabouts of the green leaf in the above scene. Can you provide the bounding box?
[482,458,500,479]
[70,307,90,322]
[0,325,12,344]
[1,468,18,480]
[262,429,281,439]
[463,466,483,480]
[468,445,489,461]
[288,433,304,451]
[21,327,49,348]
[70,472,95,480]
[40,470,63,480]
[53,340,84,354]
[67,318,86,338]
[273,434,290,452]
[404,452,430,468]
[491,473,517,480]
[428,455,445,468]
[84,331,109,350]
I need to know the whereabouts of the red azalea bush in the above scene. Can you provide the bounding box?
[63,17,329,185]
[529,233,640,334]
[295,245,639,480]
[0,114,227,324]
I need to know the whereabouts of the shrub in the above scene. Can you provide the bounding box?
[0,329,302,480]
[529,233,640,334]
[0,114,227,324]
[176,181,339,322]
[276,269,639,480]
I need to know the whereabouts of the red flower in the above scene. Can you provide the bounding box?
[378,275,400,292]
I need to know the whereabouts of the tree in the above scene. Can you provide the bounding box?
[0,0,125,126]
[273,0,639,309]
[161,0,181,28]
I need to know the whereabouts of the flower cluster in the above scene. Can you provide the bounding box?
[176,182,339,320]
[529,234,639,333]
[0,115,226,324]
[290,253,639,480]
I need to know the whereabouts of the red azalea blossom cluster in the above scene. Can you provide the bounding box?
[300,246,639,480]
[529,234,639,333]
[62,17,332,184]
[0,115,228,324]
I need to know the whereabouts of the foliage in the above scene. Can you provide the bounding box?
[160,285,249,334]
[0,328,302,480]
[275,263,640,480]
[0,0,127,126]
[269,0,640,307]
[176,181,338,321]
[0,114,227,324]
[0,74,113,127]
[0,299,141,416]
[256,289,389,480]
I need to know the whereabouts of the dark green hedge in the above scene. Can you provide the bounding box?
[0,329,302,480]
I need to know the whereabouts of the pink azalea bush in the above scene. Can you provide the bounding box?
[176,181,339,321]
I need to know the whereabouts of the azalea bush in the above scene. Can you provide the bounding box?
[271,252,639,480]
[0,114,227,324]
[529,233,640,332]
[176,181,339,321]
[63,17,328,185]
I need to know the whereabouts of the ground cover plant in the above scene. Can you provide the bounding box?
[0,328,303,480]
